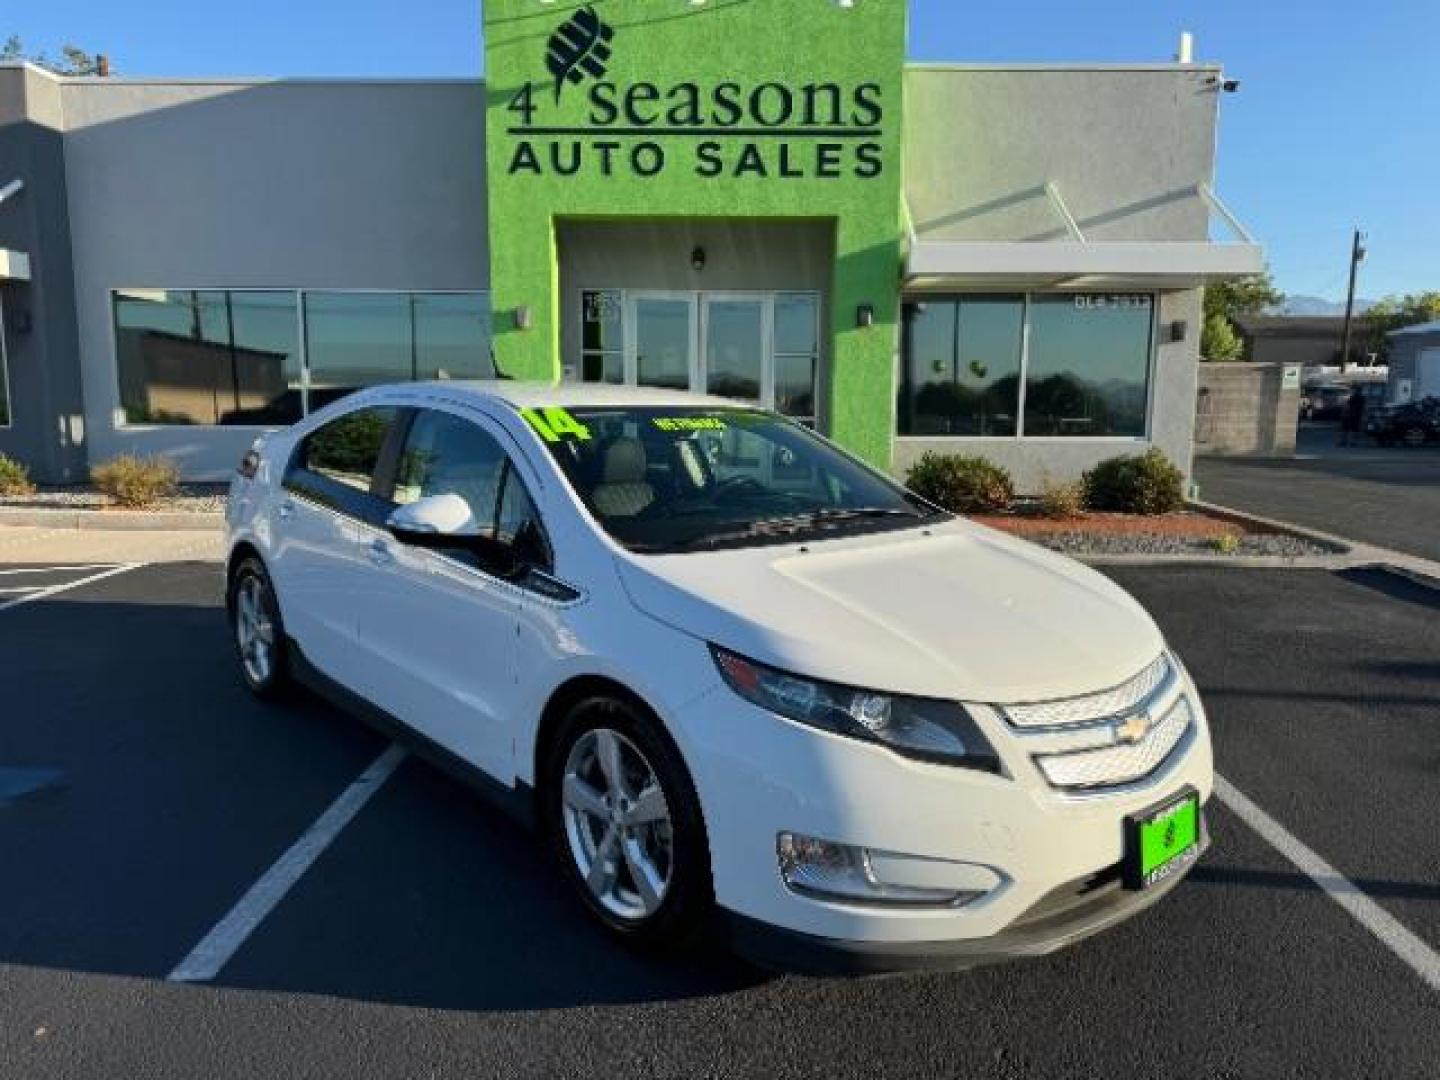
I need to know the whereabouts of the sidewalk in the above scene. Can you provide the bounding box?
[0,525,224,565]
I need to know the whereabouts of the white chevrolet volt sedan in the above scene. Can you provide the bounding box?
[226,381,1212,972]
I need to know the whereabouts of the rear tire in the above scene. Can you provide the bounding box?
[229,556,290,699]
[541,694,714,949]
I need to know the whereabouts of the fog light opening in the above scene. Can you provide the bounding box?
[777,833,987,908]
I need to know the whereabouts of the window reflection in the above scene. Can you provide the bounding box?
[115,289,303,426]
[900,297,1023,436]
[1024,295,1152,438]
[114,290,492,426]
[898,293,1153,439]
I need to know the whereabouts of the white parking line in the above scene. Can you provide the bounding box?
[0,587,42,594]
[168,744,408,984]
[1215,773,1440,994]
[0,564,143,613]
[0,565,122,575]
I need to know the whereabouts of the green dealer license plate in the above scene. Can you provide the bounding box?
[1123,787,1201,890]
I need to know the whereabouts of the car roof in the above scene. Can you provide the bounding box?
[394,380,750,412]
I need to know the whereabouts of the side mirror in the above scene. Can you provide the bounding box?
[385,492,521,576]
[385,493,480,547]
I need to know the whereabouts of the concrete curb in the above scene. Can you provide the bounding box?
[1186,499,1354,554]
[0,507,223,531]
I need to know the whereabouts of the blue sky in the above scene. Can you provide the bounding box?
[11,0,1437,300]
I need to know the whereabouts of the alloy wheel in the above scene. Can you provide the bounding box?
[561,728,674,921]
[235,575,276,686]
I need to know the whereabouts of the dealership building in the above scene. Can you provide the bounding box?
[0,0,1262,485]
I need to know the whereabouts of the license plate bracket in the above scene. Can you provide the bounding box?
[1123,786,1201,890]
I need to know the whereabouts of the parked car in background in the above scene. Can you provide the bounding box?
[1366,397,1440,447]
[225,382,1213,973]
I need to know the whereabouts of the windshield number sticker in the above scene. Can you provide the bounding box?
[523,407,592,443]
[654,417,727,433]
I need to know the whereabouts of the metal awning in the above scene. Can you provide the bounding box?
[904,182,1265,290]
[0,249,31,282]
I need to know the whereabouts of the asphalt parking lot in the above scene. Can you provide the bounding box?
[2,560,1438,1078]
[1196,426,1440,563]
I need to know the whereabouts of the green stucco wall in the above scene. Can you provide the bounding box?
[483,0,907,466]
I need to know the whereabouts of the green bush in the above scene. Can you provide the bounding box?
[1037,476,1086,520]
[905,453,1014,514]
[91,454,180,509]
[1082,449,1186,515]
[0,453,35,497]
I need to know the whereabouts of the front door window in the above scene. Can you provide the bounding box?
[577,290,819,425]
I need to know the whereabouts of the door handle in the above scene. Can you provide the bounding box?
[367,538,395,566]
[277,499,295,521]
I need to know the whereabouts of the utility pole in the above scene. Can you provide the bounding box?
[1338,228,1367,368]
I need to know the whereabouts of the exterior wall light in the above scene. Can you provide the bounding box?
[856,304,875,329]
[691,246,707,272]
[1170,319,1188,343]
[515,305,533,331]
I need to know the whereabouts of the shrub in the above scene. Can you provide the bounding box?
[1209,533,1241,555]
[91,454,180,509]
[0,454,35,497]
[905,453,1014,514]
[1082,449,1186,515]
[1037,476,1086,520]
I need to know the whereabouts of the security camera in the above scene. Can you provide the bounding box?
[1222,79,1241,93]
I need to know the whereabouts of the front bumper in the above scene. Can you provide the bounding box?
[676,673,1214,955]
[723,821,1209,974]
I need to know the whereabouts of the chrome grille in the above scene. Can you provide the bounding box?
[1033,697,1194,792]
[1002,653,1172,731]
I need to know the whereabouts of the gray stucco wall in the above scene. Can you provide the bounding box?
[905,65,1219,243]
[894,65,1221,488]
[60,78,490,478]
[0,66,88,483]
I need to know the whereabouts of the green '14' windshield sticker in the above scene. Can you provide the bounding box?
[523,407,592,443]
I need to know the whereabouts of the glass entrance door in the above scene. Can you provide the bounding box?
[701,294,766,405]
[581,290,819,423]
[630,293,695,392]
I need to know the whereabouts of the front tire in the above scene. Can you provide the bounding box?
[230,556,290,699]
[542,695,713,949]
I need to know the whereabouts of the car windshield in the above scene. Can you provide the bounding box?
[530,406,947,553]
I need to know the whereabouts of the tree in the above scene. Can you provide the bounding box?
[1202,311,1244,361]
[2,35,109,76]
[1363,292,1440,359]
[1202,272,1284,362]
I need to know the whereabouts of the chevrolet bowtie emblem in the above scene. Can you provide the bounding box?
[1113,713,1151,745]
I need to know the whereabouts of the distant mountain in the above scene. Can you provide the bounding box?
[1273,295,1376,317]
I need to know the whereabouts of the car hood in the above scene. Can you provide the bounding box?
[612,519,1165,703]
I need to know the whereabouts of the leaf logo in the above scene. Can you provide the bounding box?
[546,6,616,100]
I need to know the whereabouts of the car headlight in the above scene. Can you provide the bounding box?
[711,646,1001,772]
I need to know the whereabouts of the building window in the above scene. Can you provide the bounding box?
[116,289,304,426]
[115,289,491,426]
[581,290,625,384]
[1024,294,1153,437]
[898,293,1155,439]
[899,295,1023,436]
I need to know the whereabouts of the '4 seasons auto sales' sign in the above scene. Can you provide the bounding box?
[505,5,887,181]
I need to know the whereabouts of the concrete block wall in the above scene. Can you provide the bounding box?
[1193,362,1298,456]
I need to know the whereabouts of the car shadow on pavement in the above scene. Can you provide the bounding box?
[0,586,768,1013]
[209,750,771,1012]
[1188,866,1440,903]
